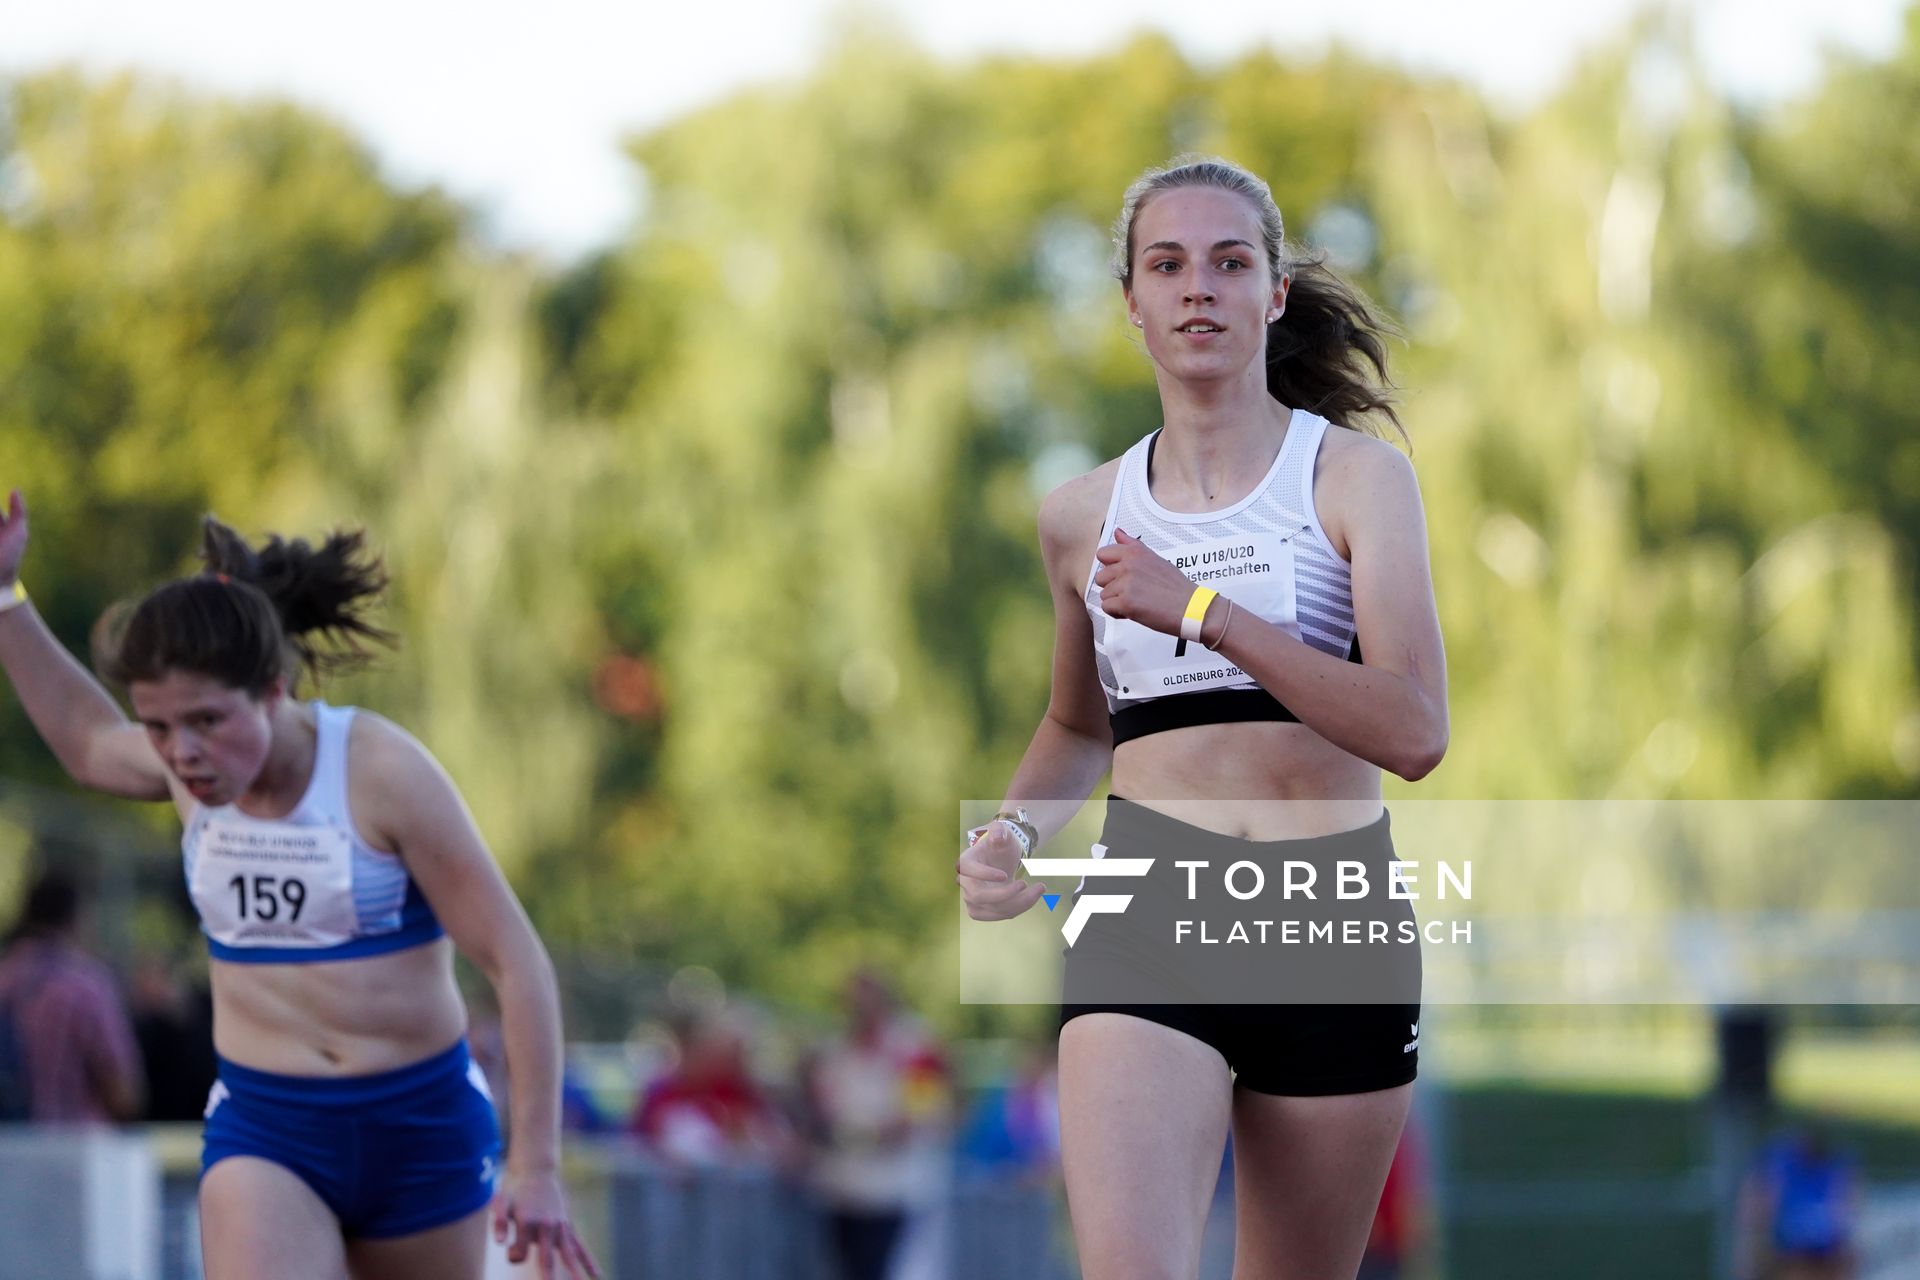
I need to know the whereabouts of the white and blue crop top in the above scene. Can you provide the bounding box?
[1084,409,1363,746]
[181,702,444,963]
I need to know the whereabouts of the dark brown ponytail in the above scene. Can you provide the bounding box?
[96,517,394,694]
[1262,252,1403,442]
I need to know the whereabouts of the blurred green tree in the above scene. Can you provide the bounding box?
[0,69,464,782]
[4,11,1918,1020]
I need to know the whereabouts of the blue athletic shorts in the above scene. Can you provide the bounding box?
[202,1039,501,1239]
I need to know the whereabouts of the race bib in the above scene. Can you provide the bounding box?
[1103,531,1302,700]
[190,816,359,949]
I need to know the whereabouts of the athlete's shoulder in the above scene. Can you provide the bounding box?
[344,709,444,794]
[1318,419,1408,472]
[1036,455,1124,559]
[1316,422,1417,502]
[343,709,459,852]
[1315,423,1423,560]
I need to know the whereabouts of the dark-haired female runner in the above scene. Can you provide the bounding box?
[0,497,598,1280]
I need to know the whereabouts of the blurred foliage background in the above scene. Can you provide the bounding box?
[1,9,1917,1031]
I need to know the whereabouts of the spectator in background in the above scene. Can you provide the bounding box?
[126,950,217,1122]
[956,1041,1059,1181]
[631,1006,791,1167]
[1740,1123,1861,1280]
[803,969,951,1280]
[561,1062,610,1136]
[0,868,144,1123]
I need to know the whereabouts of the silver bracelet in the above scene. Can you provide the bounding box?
[1208,598,1236,649]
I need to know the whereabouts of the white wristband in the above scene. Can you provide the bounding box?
[0,581,26,615]
[966,817,1034,858]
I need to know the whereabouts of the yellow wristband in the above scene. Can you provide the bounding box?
[0,580,25,614]
[1179,586,1218,642]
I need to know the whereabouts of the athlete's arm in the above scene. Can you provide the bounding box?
[959,468,1116,920]
[0,492,171,800]
[1017,468,1121,829]
[353,716,600,1279]
[1093,437,1448,780]
[1223,437,1446,778]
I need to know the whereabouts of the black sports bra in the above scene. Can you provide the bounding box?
[1109,643,1364,745]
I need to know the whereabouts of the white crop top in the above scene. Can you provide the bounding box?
[180,702,443,963]
[1083,409,1362,745]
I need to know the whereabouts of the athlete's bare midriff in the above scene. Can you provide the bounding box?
[1110,723,1382,840]
[209,937,468,1075]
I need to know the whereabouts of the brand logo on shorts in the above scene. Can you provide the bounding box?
[481,1154,497,1186]
[1404,1023,1420,1053]
[467,1059,495,1103]
[1022,843,1155,946]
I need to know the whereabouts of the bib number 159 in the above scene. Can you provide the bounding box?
[228,874,307,922]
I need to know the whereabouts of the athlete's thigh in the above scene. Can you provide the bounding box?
[346,1206,490,1280]
[1059,1011,1234,1280]
[1228,1082,1411,1280]
[200,1155,349,1280]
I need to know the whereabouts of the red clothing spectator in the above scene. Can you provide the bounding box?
[0,936,143,1123]
[629,1009,787,1166]
[633,1073,776,1156]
